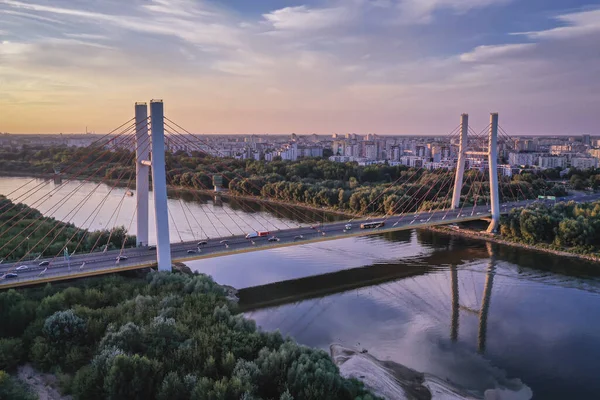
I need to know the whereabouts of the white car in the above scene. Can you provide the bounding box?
[15,265,28,271]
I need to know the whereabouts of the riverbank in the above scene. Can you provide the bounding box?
[331,345,532,400]
[425,225,600,264]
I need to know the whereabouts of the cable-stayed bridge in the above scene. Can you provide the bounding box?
[1,100,599,289]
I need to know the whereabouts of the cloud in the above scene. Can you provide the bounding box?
[263,5,352,31]
[512,8,600,40]
[0,0,243,48]
[64,33,110,41]
[0,8,66,24]
[459,43,536,63]
[396,0,513,24]
[0,0,113,21]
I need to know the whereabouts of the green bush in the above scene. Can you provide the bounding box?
[0,338,25,372]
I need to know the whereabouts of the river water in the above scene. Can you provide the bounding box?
[2,176,600,399]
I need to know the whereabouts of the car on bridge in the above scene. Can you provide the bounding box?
[197,241,208,246]
[1,273,18,279]
[116,256,128,261]
[345,223,352,230]
[187,249,197,254]
[360,221,385,229]
[220,240,229,244]
[268,236,280,242]
[293,235,304,241]
[15,265,28,271]
[148,245,156,250]
[39,261,50,266]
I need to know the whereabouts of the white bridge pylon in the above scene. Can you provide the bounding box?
[135,100,172,271]
[450,113,501,233]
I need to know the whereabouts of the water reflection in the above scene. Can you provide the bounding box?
[237,231,600,399]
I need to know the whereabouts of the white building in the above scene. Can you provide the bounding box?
[400,156,424,168]
[279,143,298,161]
[508,152,543,166]
[571,157,598,169]
[364,143,377,160]
[538,155,566,169]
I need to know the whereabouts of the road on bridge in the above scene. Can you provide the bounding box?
[2,193,600,288]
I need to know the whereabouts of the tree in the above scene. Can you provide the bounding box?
[104,354,162,400]
[157,372,193,400]
[71,365,105,400]
[0,338,24,371]
[43,309,87,345]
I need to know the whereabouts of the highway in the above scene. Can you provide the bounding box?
[2,192,600,289]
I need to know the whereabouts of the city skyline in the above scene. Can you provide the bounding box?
[1,0,599,135]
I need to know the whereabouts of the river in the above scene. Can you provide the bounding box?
[2,176,600,399]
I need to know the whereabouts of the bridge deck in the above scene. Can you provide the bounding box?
[2,194,597,290]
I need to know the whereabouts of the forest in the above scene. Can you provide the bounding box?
[0,271,378,400]
[0,145,573,216]
[500,200,600,255]
[0,196,136,261]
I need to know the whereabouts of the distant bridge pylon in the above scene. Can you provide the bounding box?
[450,113,501,233]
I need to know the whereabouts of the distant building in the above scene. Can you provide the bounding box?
[571,157,598,169]
[582,134,591,146]
[538,155,566,169]
[588,148,600,160]
[508,152,543,166]
[498,164,514,177]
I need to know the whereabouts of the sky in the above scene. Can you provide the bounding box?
[1,0,599,135]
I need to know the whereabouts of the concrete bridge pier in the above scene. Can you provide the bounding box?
[135,102,149,247]
[486,113,501,233]
[53,167,62,184]
[150,100,172,271]
[451,114,469,209]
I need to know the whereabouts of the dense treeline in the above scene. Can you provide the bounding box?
[501,201,600,254]
[0,196,135,261]
[231,169,567,215]
[0,145,571,215]
[0,145,136,179]
[0,272,377,400]
[164,155,566,214]
[163,155,567,214]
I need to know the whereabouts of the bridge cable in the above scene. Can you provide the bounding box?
[164,125,314,227]
[0,118,135,215]
[164,118,320,227]
[162,131,272,235]
[0,120,141,233]
[61,127,153,259]
[41,133,144,264]
[163,130,307,234]
[1,133,139,266]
